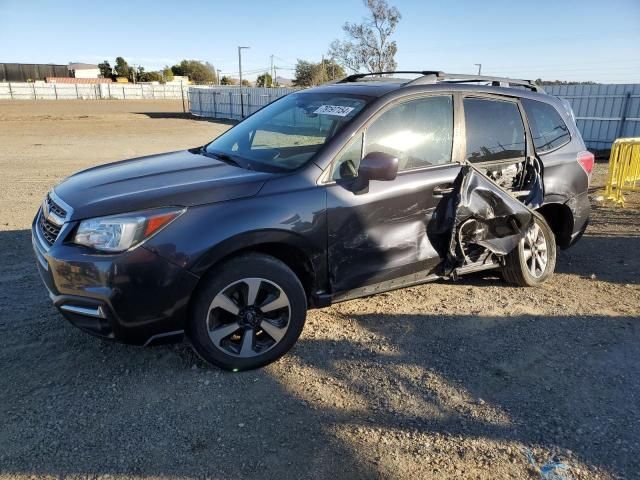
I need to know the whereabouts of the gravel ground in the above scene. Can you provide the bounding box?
[0,100,639,480]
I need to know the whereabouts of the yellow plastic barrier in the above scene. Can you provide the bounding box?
[604,137,640,205]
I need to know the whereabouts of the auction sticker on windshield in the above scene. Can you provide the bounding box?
[314,105,355,117]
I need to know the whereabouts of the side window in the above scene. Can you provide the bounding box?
[330,95,453,180]
[364,95,453,172]
[331,133,363,180]
[522,98,571,153]
[464,98,526,163]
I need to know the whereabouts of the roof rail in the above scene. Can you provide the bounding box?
[337,71,444,83]
[333,70,544,92]
[434,73,544,92]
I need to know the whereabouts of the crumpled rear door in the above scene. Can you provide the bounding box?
[428,157,544,273]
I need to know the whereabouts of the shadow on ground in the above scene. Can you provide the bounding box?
[291,310,638,476]
[0,232,378,479]
[0,229,638,478]
[134,112,238,125]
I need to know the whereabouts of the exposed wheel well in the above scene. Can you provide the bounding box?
[242,243,316,296]
[536,203,573,249]
[191,243,317,309]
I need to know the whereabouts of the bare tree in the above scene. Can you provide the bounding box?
[329,0,401,73]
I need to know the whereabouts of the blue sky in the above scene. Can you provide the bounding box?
[1,0,639,83]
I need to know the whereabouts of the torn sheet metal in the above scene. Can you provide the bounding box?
[482,156,544,209]
[429,160,543,272]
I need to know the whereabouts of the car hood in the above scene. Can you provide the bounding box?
[54,150,277,220]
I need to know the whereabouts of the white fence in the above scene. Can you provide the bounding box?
[0,82,190,100]
[5,80,636,151]
[189,86,297,120]
[545,84,640,151]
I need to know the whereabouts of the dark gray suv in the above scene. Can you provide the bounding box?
[33,71,592,370]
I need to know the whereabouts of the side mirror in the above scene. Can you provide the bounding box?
[349,151,398,194]
[358,151,399,181]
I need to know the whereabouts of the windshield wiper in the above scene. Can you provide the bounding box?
[200,148,243,168]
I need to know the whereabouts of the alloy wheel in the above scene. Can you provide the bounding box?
[206,278,291,358]
[522,223,548,279]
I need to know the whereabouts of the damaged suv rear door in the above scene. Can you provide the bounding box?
[430,94,545,276]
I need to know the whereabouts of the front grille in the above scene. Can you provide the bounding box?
[39,213,61,246]
[38,195,67,247]
[46,194,67,218]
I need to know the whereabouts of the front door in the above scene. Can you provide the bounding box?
[325,94,462,294]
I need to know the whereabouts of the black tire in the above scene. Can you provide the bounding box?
[502,213,557,287]
[188,253,307,371]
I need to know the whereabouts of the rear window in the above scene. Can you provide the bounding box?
[463,98,526,163]
[522,98,571,153]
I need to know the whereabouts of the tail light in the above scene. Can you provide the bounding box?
[577,151,595,179]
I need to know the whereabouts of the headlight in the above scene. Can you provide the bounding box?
[74,208,185,252]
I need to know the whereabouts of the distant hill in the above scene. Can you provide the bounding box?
[275,76,293,87]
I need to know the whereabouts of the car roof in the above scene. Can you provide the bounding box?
[300,79,561,109]
[296,81,404,97]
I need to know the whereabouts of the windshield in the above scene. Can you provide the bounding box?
[204,92,370,172]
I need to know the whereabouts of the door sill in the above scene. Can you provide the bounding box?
[329,270,441,305]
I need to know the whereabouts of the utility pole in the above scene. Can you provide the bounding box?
[238,46,250,86]
[238,46,250,117]
[270,54,275,85]
[217,69,221,86]
[474,63,482,75]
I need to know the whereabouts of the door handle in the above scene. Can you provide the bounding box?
[433,183,454,197]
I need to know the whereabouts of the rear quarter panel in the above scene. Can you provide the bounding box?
[541,145,589,203]
[537,101,591,243]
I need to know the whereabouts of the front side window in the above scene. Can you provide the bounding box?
[331,95,454,180]
[522,98,571,153]
[330,133,363,180]
[464,97,526,163]
[205,92,370,172]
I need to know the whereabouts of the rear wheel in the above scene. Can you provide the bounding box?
[502,213,556,287]
[189,254,307,370]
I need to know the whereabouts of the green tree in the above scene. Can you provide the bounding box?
[98,60,112,79]
[134,66,145,82]
[536,78,598,85]
[293,59,346,87]
[162,66,174,83]
[329,0,401,73]
[138,70,163,82]
[293,60,315,87]
[317,59,345,83]
[171,60,217,84]
[220,76,236,85]
[114,56,131,79]
[256,72,273,87]
[241,79,251,87]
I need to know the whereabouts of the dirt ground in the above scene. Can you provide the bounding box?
[0,100,639,480]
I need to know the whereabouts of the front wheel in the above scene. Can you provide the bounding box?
[502,213,557,287]
[188,253,307,370]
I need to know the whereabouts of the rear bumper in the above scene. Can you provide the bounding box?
[32,218,199,346]
[568,191,590,246]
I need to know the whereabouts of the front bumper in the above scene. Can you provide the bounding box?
[32,216,200,346]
